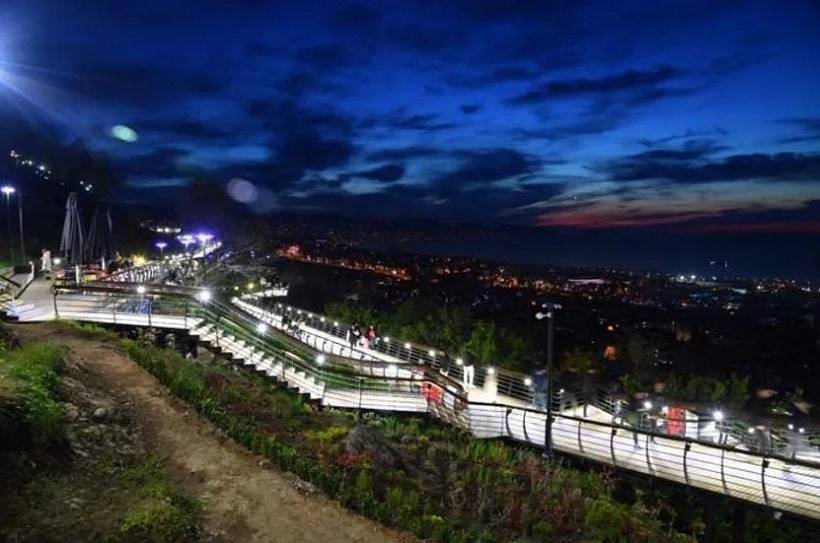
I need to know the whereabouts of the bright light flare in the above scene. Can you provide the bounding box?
[109,124,138,142]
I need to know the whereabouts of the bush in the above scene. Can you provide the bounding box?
[122,339,693,543]
[0,343,64,444]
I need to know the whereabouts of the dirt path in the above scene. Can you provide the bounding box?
[15,324,408,543]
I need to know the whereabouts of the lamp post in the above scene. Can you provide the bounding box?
[16,191,24,261]
[1,186,16,263]
[195,233,214,283]
[535,302,561,458]
[155,241,167,255]
[178,234,194,253]
[195,232,213,254]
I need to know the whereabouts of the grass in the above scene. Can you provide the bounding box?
[54,319,120,340]
[118,457,202,542]
[0,343,64,445]
[1,456,202,543]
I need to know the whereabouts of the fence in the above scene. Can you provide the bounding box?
[49,282,820,520]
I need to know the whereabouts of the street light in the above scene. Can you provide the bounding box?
[535,301,561,458]
[196,232,213,250]
[1,186,15,262]
[178,234,195,252]
[155,241,167,255]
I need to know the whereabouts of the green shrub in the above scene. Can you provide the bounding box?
[122,339,693,543]
[306,425,349,444]
[54,320,118,339]
[0,343,64,444]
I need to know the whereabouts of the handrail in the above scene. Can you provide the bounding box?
[0,274,22,288]
[46,281,820,520]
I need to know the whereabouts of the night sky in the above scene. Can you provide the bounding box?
[0,1,819,260]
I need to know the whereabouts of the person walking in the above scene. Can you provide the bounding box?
[463,361,475,388]
[624,406,642,449]
[40,248,53,276]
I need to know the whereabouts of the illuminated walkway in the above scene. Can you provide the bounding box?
[6,276,820,521]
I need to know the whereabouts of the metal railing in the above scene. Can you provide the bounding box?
[46,282,820,520]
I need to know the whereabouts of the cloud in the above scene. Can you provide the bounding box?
[685,200,820,234]
[460,104,482,114]
[293,44,357,70]
[132,117,230,141]
[387,23,466,52]
[367,146,444,161]
[383,110,458,131]
[604,149,820,183]
[509,66,680,104]
[207,99,359,191]
[638,127,729,148]
[776,118,820,144]
[451,65,540,88]
[432,148,541,195]
[344,163,405,183]
[330,3,381,30]
[114,146,194,179]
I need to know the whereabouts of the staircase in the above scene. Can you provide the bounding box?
[188,320,325,401]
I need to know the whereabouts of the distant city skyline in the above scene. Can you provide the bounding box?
[0,1,818,266]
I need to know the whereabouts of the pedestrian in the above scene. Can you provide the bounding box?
[40,248,53,275]
[367,325,377,343]
[440,351,452,376]
[623,406,642,449]
[532,369,547,410]
[463,361,475,388]
[786,424,800,460]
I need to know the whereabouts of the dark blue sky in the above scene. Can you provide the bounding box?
[1,0,819,233]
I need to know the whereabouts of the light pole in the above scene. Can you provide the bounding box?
[1,186,16,263]
[178,234,194,254]
[195,233,214,283]
[155,241,167,256]
[535,302,561,458]
[16,191,24,262]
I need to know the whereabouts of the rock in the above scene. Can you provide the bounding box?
[345,425,414,473]
[64,403,80,422]
[92,407,108,420]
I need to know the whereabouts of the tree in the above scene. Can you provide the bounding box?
[466,321,500,362]
[622,333,658,385]
[561,347,600,375]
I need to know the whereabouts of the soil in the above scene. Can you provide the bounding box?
[14,323,410,543]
